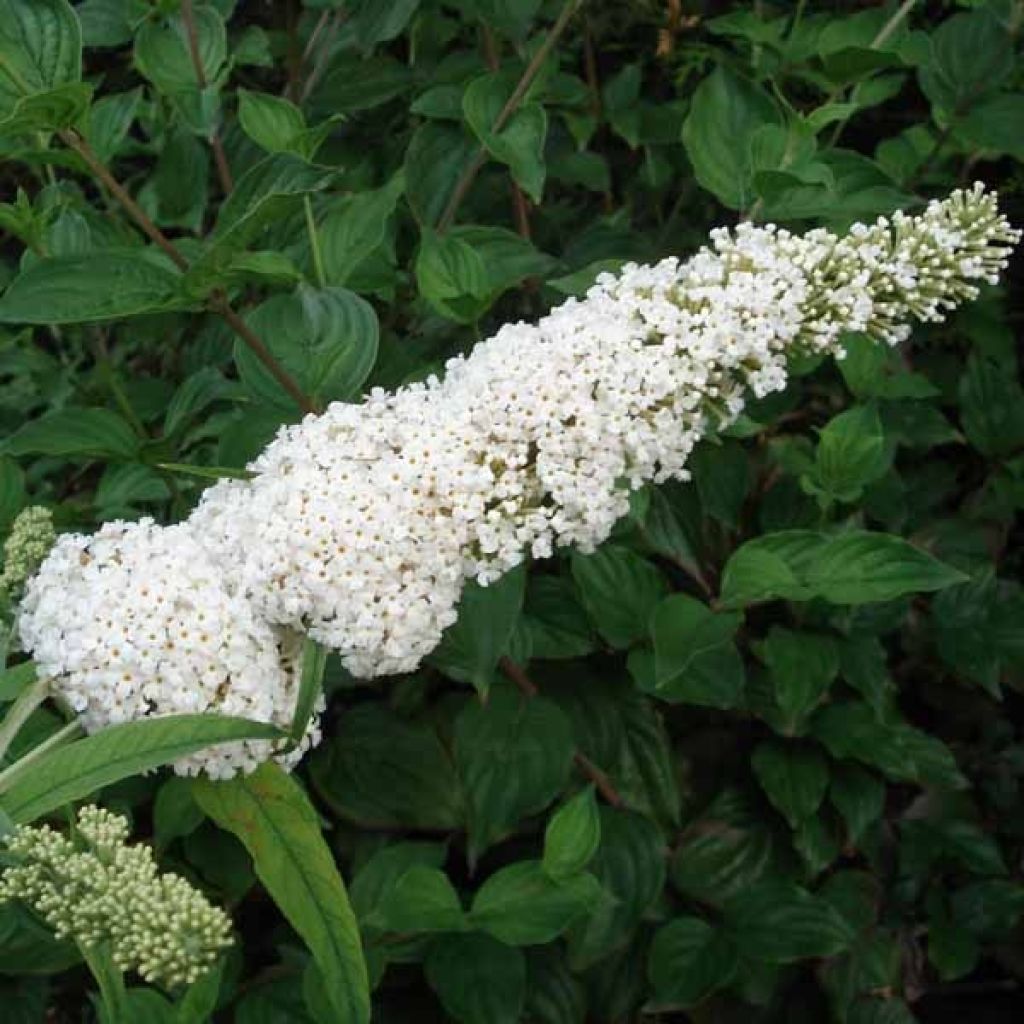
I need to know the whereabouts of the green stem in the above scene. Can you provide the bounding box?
[0,677,49,764]
[0,719,83,796]
[826,0,918,146]
[303,195,326,289]
[82,943,129,1024]
[98,358,147,438]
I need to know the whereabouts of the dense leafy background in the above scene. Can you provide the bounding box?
[1,0,1023,1020]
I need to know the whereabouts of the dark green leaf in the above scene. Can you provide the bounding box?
[543,785,601,881]
[751,740,830,826]
[425,933,525,1024]
[567,808,666,968]
[309,704,463,830]
[0,251,186,324]
[463,71,547,202]
[471,861,601,946]
[681,66,781,209]
[429,567,525,695]
[571,546,667,649]
[646,593,744,708]
[454,684,574,856]
[647,916,738,1009]
[235,285,379,410]
[757,626,839,732]
[4,408,138,460]
[724,881,857,963]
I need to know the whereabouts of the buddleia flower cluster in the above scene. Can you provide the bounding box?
[0,805,232,988]
[17,184,1019,776]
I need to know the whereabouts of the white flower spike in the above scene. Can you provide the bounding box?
[17,185,1019,777]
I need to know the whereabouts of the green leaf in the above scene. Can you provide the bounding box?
[0,81,91,133]
[133,5,226,97]
[429,567,525,695]
[646,593,744,708]
[415,229,490,323]
[567,808,666,968]
[521,576,595,660]
[647,917,738,1009]
[404,121,479,227]
[917,9,1012,114]
[813,700,967,790]
[0,0,82,127]
[543,785,601,881]
[829,764,885,847]
[350,841,447,925]
[0,903,81,975]
[0,714,283,824]
[320,175,404,286]
[0,250,186,324]
[425,933,525,1024]
[757,626,839,732]
[751,740,830,826]
[671,791,778,907]
[463,71,548,202]
[454,684,575,856]
[309,704,463,830]
[235,284,379,411]
[3,408,138,460]
[681,66,781,209]
[470,861,601,946]
[237,88,307,155]
[152,775,204,851]
[571,546,667,649]
[288,637,326,746]
[524,946,586,1024]
[350,0,421,48]
[189,154,337,284]
[724,881,857,963]
[958,354,1024,459]
[192,763,370,1024]
[720,529,966,608]
[691,440,750,528]
[804,404,889,505]
[86,87,142,162]
[163,367,233,436]
[0,662,35,703]
[0,457,25,532]
[958,93,1024,160]
[371,865,465,934]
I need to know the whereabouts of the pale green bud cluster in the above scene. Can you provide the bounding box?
[0,506,55,603]
[0,805,232,988]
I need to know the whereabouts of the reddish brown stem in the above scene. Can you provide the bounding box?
[499,657,624,807]
[58,130,317,415]
[437,0,581,233]
[480,24,532,240]
[180,0,234,194]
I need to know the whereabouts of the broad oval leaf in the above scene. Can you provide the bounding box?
[0,250,186,324]
[3,408,138,460]
[235,284,379,411]
[425,932,526,1024]
[0,0,82,125]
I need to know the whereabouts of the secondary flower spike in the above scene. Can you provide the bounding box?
[0,806,232,988]
[18,185,1019,777]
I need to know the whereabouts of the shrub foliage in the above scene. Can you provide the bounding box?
[0,1,1023,1021]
